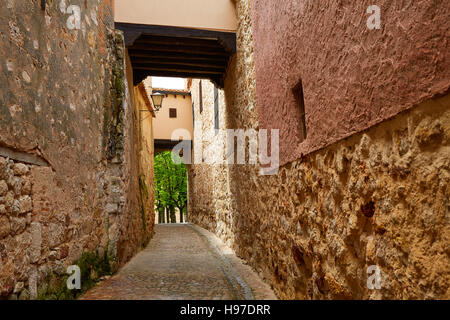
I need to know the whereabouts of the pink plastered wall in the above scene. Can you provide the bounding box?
[250,0,450,166]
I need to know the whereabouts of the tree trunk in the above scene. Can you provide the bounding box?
[158,208,164,224]
[171,206,177,223]
[178,207,184,223]
[165,207,170,224]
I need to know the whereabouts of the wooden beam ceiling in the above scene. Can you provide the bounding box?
[129,44,229,56]
[133,64,225,74]
[136,35,223,49]
[116,23,236,88]
[128,50,229,63]
[130,58,228,69]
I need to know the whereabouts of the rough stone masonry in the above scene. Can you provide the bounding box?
[0,1,153,299]
[187,0,449,300]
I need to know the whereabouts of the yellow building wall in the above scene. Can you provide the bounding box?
[115,0,237,32]
[153,94,194,142]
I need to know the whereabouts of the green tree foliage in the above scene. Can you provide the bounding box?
[154,151,187,223]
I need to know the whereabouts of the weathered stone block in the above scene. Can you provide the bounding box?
[81,219,93,235]
[28,268,38,300]
[0,180,7,196]
[0,157,6,179]
[11,200,21,216]
[8,176,21,196]
[414,118,444,148]
[13,282,24,294]
[45,223,65,249]
[9,217,27,235]
[4,191,14,212]
[12,163,29,176]
[0,216,10,239]
[29,222,42,263]
[13,253,30,282]
[105,203,118,214]
[50,260,67,276]
[21,176,31,195]
[108,191,121,204]
[18,195,32,214]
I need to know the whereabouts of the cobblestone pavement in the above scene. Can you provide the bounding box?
[80,224,276,300]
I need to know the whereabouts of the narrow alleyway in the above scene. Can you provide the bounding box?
[80,224,276,300]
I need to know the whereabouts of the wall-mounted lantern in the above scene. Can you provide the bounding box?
[151,93,165,113]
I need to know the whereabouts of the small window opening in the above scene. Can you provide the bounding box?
[199,80,203,114]
[214,86,219,134]
[293,80,307,142]
[169,108,177,118]
[192,102,195,128]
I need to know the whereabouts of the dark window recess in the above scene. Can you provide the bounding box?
[214,86,219,133]
[199,80,203,114]
[293,80,307,142]
[192,102,195,128]
[169,108,177,118]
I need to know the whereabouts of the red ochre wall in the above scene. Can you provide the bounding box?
[250,0,450,166]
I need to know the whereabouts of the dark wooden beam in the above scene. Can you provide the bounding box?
[133,72,223,89]
[135,35,223,49]
[115,23,236,53]
[152,89,191,96]
[133,69,221,82]
[154,139,192,150]
[128,50,229,63]
[134,70,219,79]
[131,58,228,69]
[133,64,224,75]
[130,44,229,56]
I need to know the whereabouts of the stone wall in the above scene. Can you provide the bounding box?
[188,0,450,299]
[133,81,156,247]
[224,94,450,300]
[188,79,233,244]
[250,0,450,165]
[0,1,153,299]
